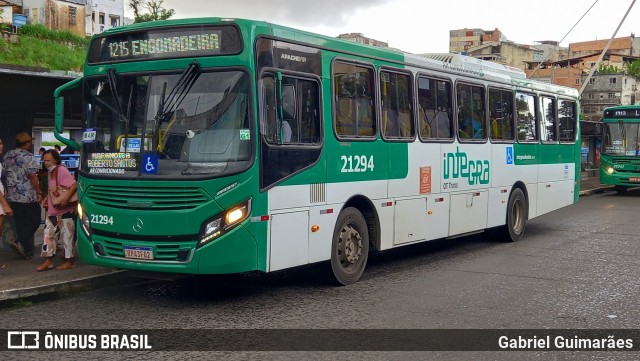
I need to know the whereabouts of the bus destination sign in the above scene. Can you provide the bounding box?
[107,32,221,59]
[88,25,242,64]
[604,108,640,119]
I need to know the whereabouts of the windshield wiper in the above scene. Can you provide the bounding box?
[155,61,201,124]
[106,67,130,125]
[89,68,129,124]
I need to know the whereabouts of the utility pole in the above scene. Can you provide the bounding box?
[579,0,636,96]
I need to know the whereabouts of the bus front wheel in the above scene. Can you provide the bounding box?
[501,188,527,242]
[329,207,369,286]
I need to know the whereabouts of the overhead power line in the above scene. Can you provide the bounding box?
[579,0,637,95]
[530,0,599,77]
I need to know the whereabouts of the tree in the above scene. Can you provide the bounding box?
[129,0,175,23]
[626,60,640,78]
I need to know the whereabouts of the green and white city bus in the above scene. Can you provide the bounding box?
[54,18,581,285]
[599,105,640,194]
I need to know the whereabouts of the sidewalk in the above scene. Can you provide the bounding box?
[0,220,131,304]
[0,173,615,304]
[578,171,614,196]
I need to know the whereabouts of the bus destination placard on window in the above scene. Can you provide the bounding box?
[88,26,242,64]
[87,152,137,174]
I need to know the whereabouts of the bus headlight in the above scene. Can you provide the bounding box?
[606,167,614,174]
[77,203,92,237]
[198,199,251,248]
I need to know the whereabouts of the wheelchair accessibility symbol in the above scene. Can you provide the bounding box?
[506,147,514,165]
[142,154,158,174]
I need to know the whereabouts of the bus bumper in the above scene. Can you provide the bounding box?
[77,226,259,275]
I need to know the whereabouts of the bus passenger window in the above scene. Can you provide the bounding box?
[541,96,557,142]
[489,88,514,141]
[380,70,414,140]
[558,99,576,142]
[516,93,538,142]
[457,83,486,140]
[333,62,376,138]
[418,77,453,141]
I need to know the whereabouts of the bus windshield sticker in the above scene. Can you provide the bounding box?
[82,128,97,143]
[142,154,159,175]
[240,129,250,140]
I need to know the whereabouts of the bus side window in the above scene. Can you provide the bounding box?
[260,74,322,189]
[333,61,376,139]
[558,99,576,142]
[516,92,538,142]
[418,76,453,141]
[457,83,486,141]
[489,88,514,141]
[541,96,557,142]
[381,70,414,140]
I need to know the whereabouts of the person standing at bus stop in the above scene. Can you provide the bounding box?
[5,132,43,260]
[0,138,14,268]
[38,149,77,271]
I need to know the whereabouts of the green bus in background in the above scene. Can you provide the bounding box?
[54,18,581,285]
[599,105,640,194]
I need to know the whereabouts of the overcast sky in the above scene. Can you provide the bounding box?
[126,0,639,53]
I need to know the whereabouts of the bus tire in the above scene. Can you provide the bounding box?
[329,207,369,286]
[501,188,527,242]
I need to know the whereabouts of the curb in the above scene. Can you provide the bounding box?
[0,270,137,305]
[579,186,614,196]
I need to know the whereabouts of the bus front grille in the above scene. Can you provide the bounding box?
[86,185,209,210]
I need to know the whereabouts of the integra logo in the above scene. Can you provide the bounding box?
[443,147,490,185]
[280,53,307,62]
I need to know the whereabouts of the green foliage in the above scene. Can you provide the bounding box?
[129,0,175,23]
[12,299,33,308]
[0,34,86,71]
[626,60,640,78]
[597,63,620,74]
[18,24,88,46]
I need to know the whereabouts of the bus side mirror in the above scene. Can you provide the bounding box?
[55,96,65,134]
[54,78,82,150]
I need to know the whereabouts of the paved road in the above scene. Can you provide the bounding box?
[1,189,639,359]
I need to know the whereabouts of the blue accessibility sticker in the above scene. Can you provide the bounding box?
[506,147,514,165]
[142,153,158,175]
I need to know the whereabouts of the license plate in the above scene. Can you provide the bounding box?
[629,177,640,182]
[124,246,153,260]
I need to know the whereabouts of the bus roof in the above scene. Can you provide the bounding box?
[97,17,579,97]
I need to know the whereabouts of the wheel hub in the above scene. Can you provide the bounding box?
[338,225,363,265]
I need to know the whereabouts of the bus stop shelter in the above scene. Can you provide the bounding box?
[0,65,81,149]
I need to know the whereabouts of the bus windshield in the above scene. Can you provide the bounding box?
[602,122,640,156]
[82,69,252,177]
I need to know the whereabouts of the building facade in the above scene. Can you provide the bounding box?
[11,0,123,36]
[449,28,507,53]
[465,41,543,71]
[85,0,124,35]
[21,0,87,36]
[337,33,388,48]
[581,73,639,121]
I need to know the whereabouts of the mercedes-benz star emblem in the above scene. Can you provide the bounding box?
[133,218,144,233]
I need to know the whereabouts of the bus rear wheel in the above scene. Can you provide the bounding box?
[329,207,369,286]
[501,188,527,242]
